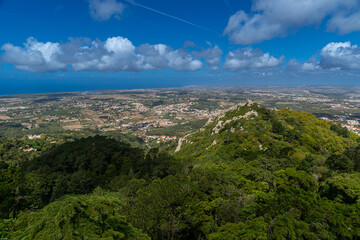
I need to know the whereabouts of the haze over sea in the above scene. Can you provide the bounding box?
[0,79,185,95]
[1,78,358,96]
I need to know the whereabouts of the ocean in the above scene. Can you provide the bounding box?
[0,79,185,96]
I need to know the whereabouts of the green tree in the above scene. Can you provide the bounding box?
[10,189,149,240]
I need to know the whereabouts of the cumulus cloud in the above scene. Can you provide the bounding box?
[286,41,360,72]
[327,12,360,35]
[72,36,151,71]
[137,43,203,71]
[223,48,284,71]
[0,36,203,72]
[1,37,66,72]
[224,11,282,45]
[192,45,223,70]
[89,0,124,21]
[224,0,360,44]
[286,58,320,72]
[320,41,360,70]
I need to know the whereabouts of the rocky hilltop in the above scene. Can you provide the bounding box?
[176,101,355,168]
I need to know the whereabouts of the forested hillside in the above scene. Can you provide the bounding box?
[1,102,360,239]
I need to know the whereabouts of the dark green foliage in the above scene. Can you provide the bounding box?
[10,189,150,240]
[0,167,43,218]
[326,154,354,172]
[330,123,350,138]
[0,218,14,240]
[24,136,146,204]
[328,139,360,172]
[140,148,183,178]
[321,173,360,203]
[0,135,182,218]
[126,175,200,239]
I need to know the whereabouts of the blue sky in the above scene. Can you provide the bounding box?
[1,0,360,94]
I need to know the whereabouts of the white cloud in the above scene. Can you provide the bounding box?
[302,61,320,71]
[286,41,360,72]
[1,36,203,72]
[327,12,360,35]
[72,37,150,71]
[137,44,203,71]
[1,37,65,72]
[89,0,124,21]
[74,38,203,72]
[223,48,284,71]
[286,58,320,72]
[320,41,360,70]
[224,11,282,45]
[192,45,223,70]
[224,0,360,44]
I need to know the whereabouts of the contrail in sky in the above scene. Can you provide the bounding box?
[125,0,219,34]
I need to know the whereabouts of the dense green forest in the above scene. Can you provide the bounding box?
[1,102,360,239]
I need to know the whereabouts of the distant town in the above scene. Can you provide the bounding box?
[0,86,360,146]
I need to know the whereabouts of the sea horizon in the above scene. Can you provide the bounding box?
[2,79,360,96]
